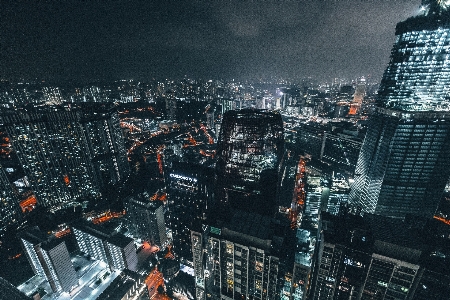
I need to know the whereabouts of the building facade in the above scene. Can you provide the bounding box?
[72,220,138,272]
[311,211,450,300]
[0,163,21,233]
[349,1,450,218]
[166,161,213,262]
[191,211,291,300]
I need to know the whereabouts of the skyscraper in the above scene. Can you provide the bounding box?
[349,1,450,219]
[215,109,284,216]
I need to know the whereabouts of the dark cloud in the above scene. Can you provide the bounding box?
[0,0,420,83]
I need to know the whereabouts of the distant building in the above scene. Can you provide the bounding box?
[216,99,235,115]
[72,220,138,272]
[165,96,177,120]
[206,109,215,130]
[18,226,78,293]
[42,87,63,105]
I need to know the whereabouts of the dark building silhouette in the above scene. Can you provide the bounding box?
[215,109,284,216]
[0,277,32,300]
[312,211,450,300]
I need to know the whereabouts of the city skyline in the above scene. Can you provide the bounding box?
[2,1,450,299]
[1,0,420,83]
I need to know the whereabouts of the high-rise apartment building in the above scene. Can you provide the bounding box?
[350,1,450,218]
[0,103,129,208]
[215,109,284,216]
[18,226,78,293]
[79,103,130,186]
[191,211,293,300]
[72,220,138,272]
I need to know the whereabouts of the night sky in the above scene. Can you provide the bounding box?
[0,0,420,83]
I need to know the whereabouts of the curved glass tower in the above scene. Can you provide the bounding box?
[350,1,450,218]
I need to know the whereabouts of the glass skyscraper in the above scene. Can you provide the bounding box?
[350,1,450,218]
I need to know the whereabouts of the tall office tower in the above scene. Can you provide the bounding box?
[0,104,129,207]
[312,213,420,300]
[165,96,177,120]
[215,109,284,216]
[0,163,21,233]
[124,194,168,250]
[18,227,78,293]
[349,1,450,219]
[72,220,138,272]
[206,108,215,130]
[166,162,213,262]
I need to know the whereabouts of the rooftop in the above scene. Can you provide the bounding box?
[226,210,273,240]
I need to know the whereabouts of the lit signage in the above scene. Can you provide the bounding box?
[170,173,197,182]
[210,227,221,235]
